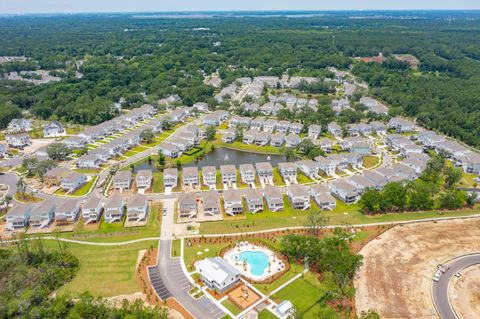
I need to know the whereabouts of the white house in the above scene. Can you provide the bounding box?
[6,133,31,148]
[163,168,178,188]
[308,124,322,140]
[196,257,241,293]
[178,192,197,219]
[329,180,358,204]
[202,190,220,216]
[239,164,256,185]
[29,199,56,228]
[244,189,264,213]
[54,200,81,225]
[296,159,319,179]
[255,162,274,185]
[113,170,132,191]
[127,194,148,221]
[7,118,32,133]
[278,162,297,183]
[223,189,243,216]
[136,169,152,190]
[183,167,199,189]
[5,203,32,230]
[43,121,65,138]
[264,185,284,212]
[82,196,102,224]
[103,192,125,223]
[287,184,311,210]
[310,184,336,210]
[202,166,217,188]
[61,172,87,192]
[159,143,180,158]
[220,165,237,188]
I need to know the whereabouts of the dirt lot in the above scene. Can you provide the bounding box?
[354,218,480,319]
[450,264,480,319]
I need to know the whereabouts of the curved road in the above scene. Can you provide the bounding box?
[432,254,480,319]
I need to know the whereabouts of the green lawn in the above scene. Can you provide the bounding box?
[184,242,230,272]
[42,240,158,297]
[152,172,165,193]
[254,262,304,294]
[171,239,181,258]
[71,177,97,196]
[221,299,242,316]
[124,150,139,157]
[219,141,281,155]
[200,198,480,234]
[297,172,313,184]
[74,168,101,174]
[258,310,278,319]
[14,166,28,174]
[272,272,335,319]
[273,168,286,186]
[460,172,478,188]
[363,156,379,168]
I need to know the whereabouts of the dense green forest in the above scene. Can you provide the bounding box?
[0,12,479,146]
[0,241,168,319]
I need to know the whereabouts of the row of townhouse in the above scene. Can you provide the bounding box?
[158,123,207,159]
[177,183,335,220]
[386,134,425,157]
[341,137,374,155]
[43,167,88,192]
[5,192,150,230]
[326,121,388,138]
[314,153,363,176]
[241,129,301,148]
[416,130,480,174]
[228,116,304,135]
[329,162,422,203]
[202,110,230,126]
[359,96,389,115]
[111,169,153,191]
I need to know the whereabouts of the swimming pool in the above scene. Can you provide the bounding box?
[236,251,270,276]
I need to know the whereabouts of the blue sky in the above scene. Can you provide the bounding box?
[1,0,479,14]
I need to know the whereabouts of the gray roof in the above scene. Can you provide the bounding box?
[278,162,296,171]
[178,192,197,206]
[57,200,80,213]
[45,166,69,178]
[7,203,33,217]
[183,166,198,177]
[83,196,102,210]
[239,164,255,173]
[264,185,282,199]
[255,162,273,172]
[220,165,236,175]
[104,192,124,209]
[136,169,152,178]
[288,184,309,197]
[113,170,132,182]
[164,168,178,177]
[202,166,216,175]
[128,193,147,207]
[223,189,242,202]
[245,189,263,202]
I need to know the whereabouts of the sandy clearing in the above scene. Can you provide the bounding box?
[354,218,480,319]
[450,264,480,319]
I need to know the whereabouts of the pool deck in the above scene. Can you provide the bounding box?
[223,242,285,282]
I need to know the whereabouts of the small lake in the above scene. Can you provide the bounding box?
[131,147,295,173]
[184,147,294,168]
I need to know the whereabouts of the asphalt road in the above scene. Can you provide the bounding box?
[432,254,480,319]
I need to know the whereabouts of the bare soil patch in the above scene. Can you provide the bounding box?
[450,264,480,319]
[355,218,480,319]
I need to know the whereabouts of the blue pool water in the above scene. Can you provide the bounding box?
[236,251,269,276]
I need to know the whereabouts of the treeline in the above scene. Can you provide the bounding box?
[281,231,364,318]
[359,155,476,214]
[0,242,168,319]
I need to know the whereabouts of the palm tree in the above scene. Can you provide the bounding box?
[3,195,12,212]
[16,178,27,199]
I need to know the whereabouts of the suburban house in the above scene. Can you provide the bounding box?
[436,140,470,159]
[327,122,342,137]
[275,301,295,318]
[192,102,209,112]
[60,172,87,192]
[296,159,319,179]
[255,162,274,185]
[163,168,178,188]
[169,137,192,152]
[64,136,87,149]
[183,167,199,189]
[263,119,277,133]
[243,129,257,144]
[351,141,372,155]
[136,169,152,190]
[276,120,291,134]
[54,200,81,225]
[286,133,301,148]
[310,184,336,210]
[346,175,375,194]
[318,138,333,153]
[202,190,220,216]
[6,204,32,230]
[158,143,180,158]
[264,185,284,211]
[103,192,125,223]
[278,162,297,183]
[203,110,229,126]
[270,132,285,147]
[178,192,198,219]
[287,184,311,210]
[7,118,32,133]
[222,128,236,143]
[329,180,358,204]
[220,165,237,188]
[202,166,217,188]
[388,117,416,133]
[402,156,428,174]
[127,194,148,221]
[456,152,480,174]
[290,122,303,134]
[223,189,243,216]
[417,131,445,149]
[400,144,424,157]
[359,97,389,115]
[44,166,70,187]
[239,164,256,185]
[362,170,388,189]
[113,170,132,191]
[196,257,241,293]
[6,133,31,148]
[177,132,200,147]
[229,115,251,128]
[89,147,110,162]
[308,124,322,140]
[393,163,418,181]
[77,154,101,169]
[29,199,56,228]
[43,121,65,138]
[255,131,271,146]
[250,118,265,131]
[82,196,103,224]
[369,121,388,135]
[244,189,264,213]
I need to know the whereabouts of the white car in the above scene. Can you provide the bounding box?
[433,270,442,282]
